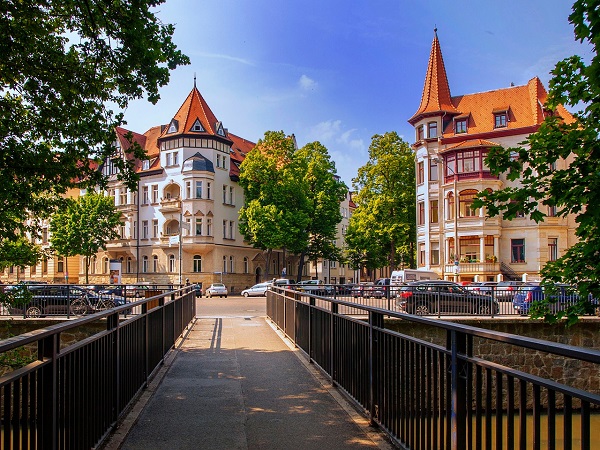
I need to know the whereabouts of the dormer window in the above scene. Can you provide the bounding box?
[190,119,204,132]
[142,160,150,170]
[427,122,437,139]
[494,113,507,128]
[454,117,467,134]
[493,107,509,128]
[215,121,225,136]
[416,125,424,141]
[167,119,178,134]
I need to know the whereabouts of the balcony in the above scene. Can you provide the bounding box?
[159,197,182,213]
[444,261,500,275]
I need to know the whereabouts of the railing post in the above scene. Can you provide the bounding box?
[448,329,468,450]
[107,311,120,423]
[39,333,59,450]
[369,311,383,426]
[330,302,338,385]
[308,296,315,363]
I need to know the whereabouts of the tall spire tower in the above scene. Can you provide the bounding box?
[408,29,459,125]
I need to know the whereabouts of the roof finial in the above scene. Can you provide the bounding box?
[434,26,437,36]
[193,72,197,88]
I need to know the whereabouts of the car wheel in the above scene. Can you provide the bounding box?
[225,295,228,298]
[26,305,42,318]
[243,292,249,297]
[414,302,430,315]
[70,298,88,316]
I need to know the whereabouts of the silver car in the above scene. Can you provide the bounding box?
[205,283,228,298]
[241,282,270,297]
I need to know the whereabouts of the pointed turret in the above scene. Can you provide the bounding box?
[408,29,459,125]
[159,83,232,143]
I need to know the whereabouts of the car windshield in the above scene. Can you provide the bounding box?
[213,284,225,288]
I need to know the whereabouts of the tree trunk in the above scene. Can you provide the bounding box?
[85,255,90,284]
[296,250,306,283]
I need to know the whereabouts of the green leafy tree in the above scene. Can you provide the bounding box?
[50,192,122,283]
[0,0,189,241]
[348,132,416,274]
[294,142,348,281]
[473,0,600,324]
[238,131,309,280]
[0,237,43,307]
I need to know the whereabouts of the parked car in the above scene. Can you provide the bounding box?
[512,283,592,315]
[374,278,393,297]
[273,278,296,289]
[241,282,270,297]
[205,283,228,298]
[467,281,497,295]
[9,285,95,317]
[495,280,523,301]
[296,280,333,296]
[352,282,378,298]
[397,280,499,315]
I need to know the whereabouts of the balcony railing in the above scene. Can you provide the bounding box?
[444,261,500,274]
[159,197,181,212]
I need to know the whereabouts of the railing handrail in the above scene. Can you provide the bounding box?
[270,286,600,364]
[0,287,190,354]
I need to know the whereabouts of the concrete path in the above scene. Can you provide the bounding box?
[104,312,392,450]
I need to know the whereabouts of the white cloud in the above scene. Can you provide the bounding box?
[298,74,317,91]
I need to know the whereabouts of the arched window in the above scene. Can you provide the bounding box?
[91,256,97,274]
[243,257,249,274]
[459,190,479,217]
[168,254,176,272]
[57,256,64,273]
[126,257,132,274]
[153,255,159,272]
[193,255,202,273]
[103,257,109,274]
[142,256,148,273]
[222,256,227,273]
[229,256,234,274]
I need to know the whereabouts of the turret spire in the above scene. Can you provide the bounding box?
[408,29,459,125]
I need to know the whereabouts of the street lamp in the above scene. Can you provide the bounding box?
[433,158,459,281]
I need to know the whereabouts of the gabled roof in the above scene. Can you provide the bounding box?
[159,85,231,142]
[409,29,459,125]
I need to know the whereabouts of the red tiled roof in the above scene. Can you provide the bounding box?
[443,139,502,152]
[228,132,255,178]
[159,86,226,140]
[409,30,459,124]
[441,77,575,137]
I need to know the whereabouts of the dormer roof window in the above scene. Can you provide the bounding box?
[454,115,468,134]
[493,107,509,128]
[190,119,204,132]
[215,121,225,137]
[167,119,179,134]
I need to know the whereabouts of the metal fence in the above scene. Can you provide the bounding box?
[274,282,600,318]
[267,287,600,449]
[0,286,196,449]
[0,283,183,318]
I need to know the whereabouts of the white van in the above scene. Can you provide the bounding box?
[390,269,439,285]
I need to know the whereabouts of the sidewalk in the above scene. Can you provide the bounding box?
[104,313,393,450]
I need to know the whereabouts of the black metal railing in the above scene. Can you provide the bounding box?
[0,286,196,449]
[0,283,182,318]
[269,282,600,318]
[267,287,600,449]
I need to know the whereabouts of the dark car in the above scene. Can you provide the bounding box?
[512,283,592,315]
[397,280,499,315]
[10,285,94,318]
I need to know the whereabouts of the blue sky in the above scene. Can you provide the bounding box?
[122,1,592,187]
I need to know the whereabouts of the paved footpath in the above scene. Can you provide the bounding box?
[104,312,393,450]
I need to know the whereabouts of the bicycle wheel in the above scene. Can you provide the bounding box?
[70,298,88,316]
[96,300,115,311]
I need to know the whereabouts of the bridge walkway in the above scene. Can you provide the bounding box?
[103,310,392,450]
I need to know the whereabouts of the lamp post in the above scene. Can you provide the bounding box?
[434,158,459,281]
